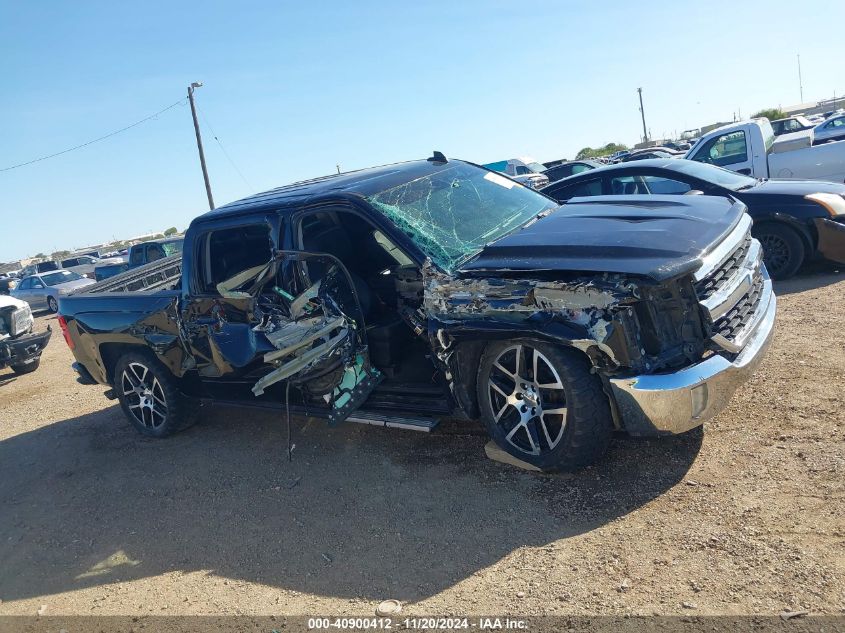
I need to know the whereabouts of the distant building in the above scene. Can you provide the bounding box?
[0,258,33,274]
[701,121,732,135]
[632,140,653,149]
[781,95,844,118]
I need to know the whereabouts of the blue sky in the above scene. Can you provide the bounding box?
[2,0,843,261]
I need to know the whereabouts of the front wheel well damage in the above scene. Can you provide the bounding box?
[446,336,608,421]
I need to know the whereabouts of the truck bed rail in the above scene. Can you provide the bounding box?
[77,255,182,294]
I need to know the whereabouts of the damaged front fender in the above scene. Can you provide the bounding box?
[423,262,642,370]
[420,259,708,424]
[814,217,845,264]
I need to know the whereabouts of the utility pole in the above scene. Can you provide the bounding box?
[637,87,648,143]
[187,82,215,210]
[797,54,804,103]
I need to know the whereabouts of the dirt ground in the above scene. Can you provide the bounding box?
[0,267,843,619]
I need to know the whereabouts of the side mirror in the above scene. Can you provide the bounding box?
[683,189,705,196]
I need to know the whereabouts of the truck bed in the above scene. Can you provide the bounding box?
[76,255,182,294]
[768,137,845,182]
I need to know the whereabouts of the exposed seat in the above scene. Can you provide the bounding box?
[302,223,373,319]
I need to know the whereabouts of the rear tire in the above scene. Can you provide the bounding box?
[114,351,197,437]
[477,340,613,472]
[753,223,805,280]
[11,357,40,375]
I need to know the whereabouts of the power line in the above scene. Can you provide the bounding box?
[0,98,187,173]
[196,104,253,191]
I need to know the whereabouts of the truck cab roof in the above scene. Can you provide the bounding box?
[197,159,455,224]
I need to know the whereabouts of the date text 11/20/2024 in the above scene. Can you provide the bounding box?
[306,617,528,629]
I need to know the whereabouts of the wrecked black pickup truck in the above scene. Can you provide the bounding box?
[58,156,776,471]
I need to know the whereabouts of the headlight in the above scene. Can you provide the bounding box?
[805,192,845,217]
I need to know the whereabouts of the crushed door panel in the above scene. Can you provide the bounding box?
[209,250,382,425]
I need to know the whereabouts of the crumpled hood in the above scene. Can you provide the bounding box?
[459,195,746,281]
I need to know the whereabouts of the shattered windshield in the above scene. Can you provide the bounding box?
[367,162,557,271]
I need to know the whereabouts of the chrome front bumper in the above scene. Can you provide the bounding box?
[609,279,776,436]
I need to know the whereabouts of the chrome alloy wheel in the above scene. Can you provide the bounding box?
[487,344,568,455]
[121,362,168,430]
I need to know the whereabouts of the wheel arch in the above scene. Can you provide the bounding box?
[99,342,137,384]
[752,215,815,259]
[472,336,614,470]
[445,330,607,421]
[97,341,202,396]
[99,342,187,388]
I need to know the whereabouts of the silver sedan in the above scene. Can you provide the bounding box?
[813,114,845,144]
[10,270,96,313]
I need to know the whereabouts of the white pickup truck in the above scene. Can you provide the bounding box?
[684,119,845,183]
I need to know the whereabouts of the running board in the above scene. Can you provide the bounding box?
[347,411,440,432]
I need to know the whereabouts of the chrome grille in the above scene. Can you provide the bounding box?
[694,234,752,301]
[711,273,764,344]
[694,214,772,355]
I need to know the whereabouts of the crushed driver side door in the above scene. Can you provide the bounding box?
[181,215,381,425]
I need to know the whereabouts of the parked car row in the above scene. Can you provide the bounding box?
[10,269,96,313]
[620,147,683,161]
[542,159,604,183]
[481,157,550,189]
[5,238,180,290]
[540,148,689,187]
[59,254,125,278]
[17,253,124,280]
[767,112,845,144]
[93,237,184,280]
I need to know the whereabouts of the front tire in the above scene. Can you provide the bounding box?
[11,357,40,375]
[753,223,805,280]
[47,296,58,313]
[477,340,613,472]
[114,351,197,437]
